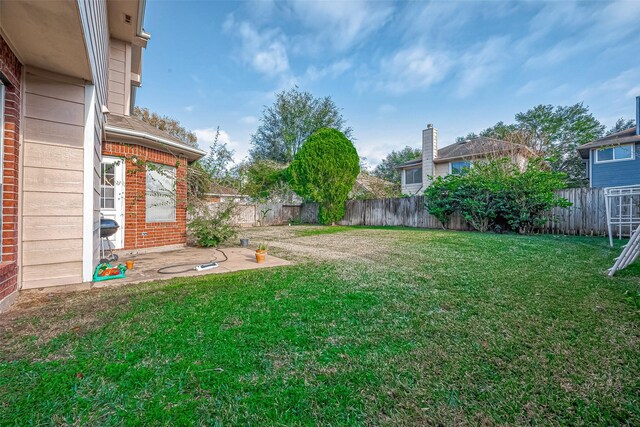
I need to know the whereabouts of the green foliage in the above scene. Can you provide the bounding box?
[187,202,238,247]
[424,158,571,233]
[199,127,235,182]
[133,106,198,147]
[250,86,353,163]
[235,159,291,202]
[288,128,360,224]
[372,146,422,183]
[455,103,605,187]
[606,117,636,136]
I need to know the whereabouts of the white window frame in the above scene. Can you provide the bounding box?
[405,167,422,185]
[449,160,473,175]
[594,144,635,164]
[146,163,177,223]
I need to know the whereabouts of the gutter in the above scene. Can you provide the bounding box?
[137,0,151,40]
[105,124,207,159]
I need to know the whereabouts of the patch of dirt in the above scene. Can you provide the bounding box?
[239,226,414,264]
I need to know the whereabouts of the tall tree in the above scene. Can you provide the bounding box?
[372,146,421,183]
[288,128,360,225]
[606,117,636,135]
[515,103,604,186]
[250,87,352,163]
[133,106,198,147]
[457,103,605,187]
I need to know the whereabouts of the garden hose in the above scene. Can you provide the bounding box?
[157,248,228,274]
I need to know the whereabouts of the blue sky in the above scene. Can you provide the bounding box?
[136,0,640,167]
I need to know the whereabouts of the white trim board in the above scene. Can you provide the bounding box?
[82,85,96,282]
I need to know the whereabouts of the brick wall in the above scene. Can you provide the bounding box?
[103,141,188,250]
[0,35,21,305]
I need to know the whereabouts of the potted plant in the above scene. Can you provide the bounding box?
[255,243,268,263]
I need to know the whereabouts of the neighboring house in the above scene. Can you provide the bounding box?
[0,0,205,312]
[397,124,532,194]
[350,172,396,199]
[578,97,640,188]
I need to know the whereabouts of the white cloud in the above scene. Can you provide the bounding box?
[455,37,510,98]
[223,16,291,80]
[525,1,640,68]
[184,105,195,112]
[287,0,394,54]
[371,46,452,94]
[304,60,352,82]
[194,128,250,163]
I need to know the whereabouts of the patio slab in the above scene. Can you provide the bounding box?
[93,247,291,287]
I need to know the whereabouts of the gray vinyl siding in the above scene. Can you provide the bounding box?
[590,143,640,188]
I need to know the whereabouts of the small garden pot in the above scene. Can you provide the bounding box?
[240,238,249,248]
[255,250,267,263]
[125,260,134,270]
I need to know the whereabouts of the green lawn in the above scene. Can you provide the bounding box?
[1,227,639,425]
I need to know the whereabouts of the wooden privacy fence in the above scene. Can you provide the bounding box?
[300,188,610,236]
[209,188,608,235]
[207,202,302,227]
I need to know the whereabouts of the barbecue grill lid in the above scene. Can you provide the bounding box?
[100,218,119,229]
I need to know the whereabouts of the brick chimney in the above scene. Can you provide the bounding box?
[422,124,438,183]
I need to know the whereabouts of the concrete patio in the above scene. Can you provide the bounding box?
[94,247,291,287]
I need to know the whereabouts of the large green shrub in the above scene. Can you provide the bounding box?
[424,158,571,233]
[288,128,360,224]
[188,202,238,247]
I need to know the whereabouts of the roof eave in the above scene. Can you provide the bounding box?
[105,124,207,162]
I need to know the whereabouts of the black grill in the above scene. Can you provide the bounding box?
[100,218,119,238]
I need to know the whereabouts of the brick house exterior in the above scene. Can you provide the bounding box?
[102,141,189,250]
[0,1,205,313]
[0,35,21,308]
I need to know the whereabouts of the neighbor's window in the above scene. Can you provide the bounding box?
[146,163,176,222]
[405,167,422,184]
[450,160,472,175]
[595,144,634,163]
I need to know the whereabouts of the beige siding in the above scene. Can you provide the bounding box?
[434,162,449,178]
[22,70,86,289]
[108,39,129,115]
[77,0,109,106]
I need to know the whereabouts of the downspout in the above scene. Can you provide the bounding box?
[137,0,151,41]
[636,96,640,135]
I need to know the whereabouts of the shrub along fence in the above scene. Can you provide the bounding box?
[300,188,609,236]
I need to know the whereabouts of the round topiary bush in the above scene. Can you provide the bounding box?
[288,128,360,225]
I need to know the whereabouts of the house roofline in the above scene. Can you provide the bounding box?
[105,124,207,161]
